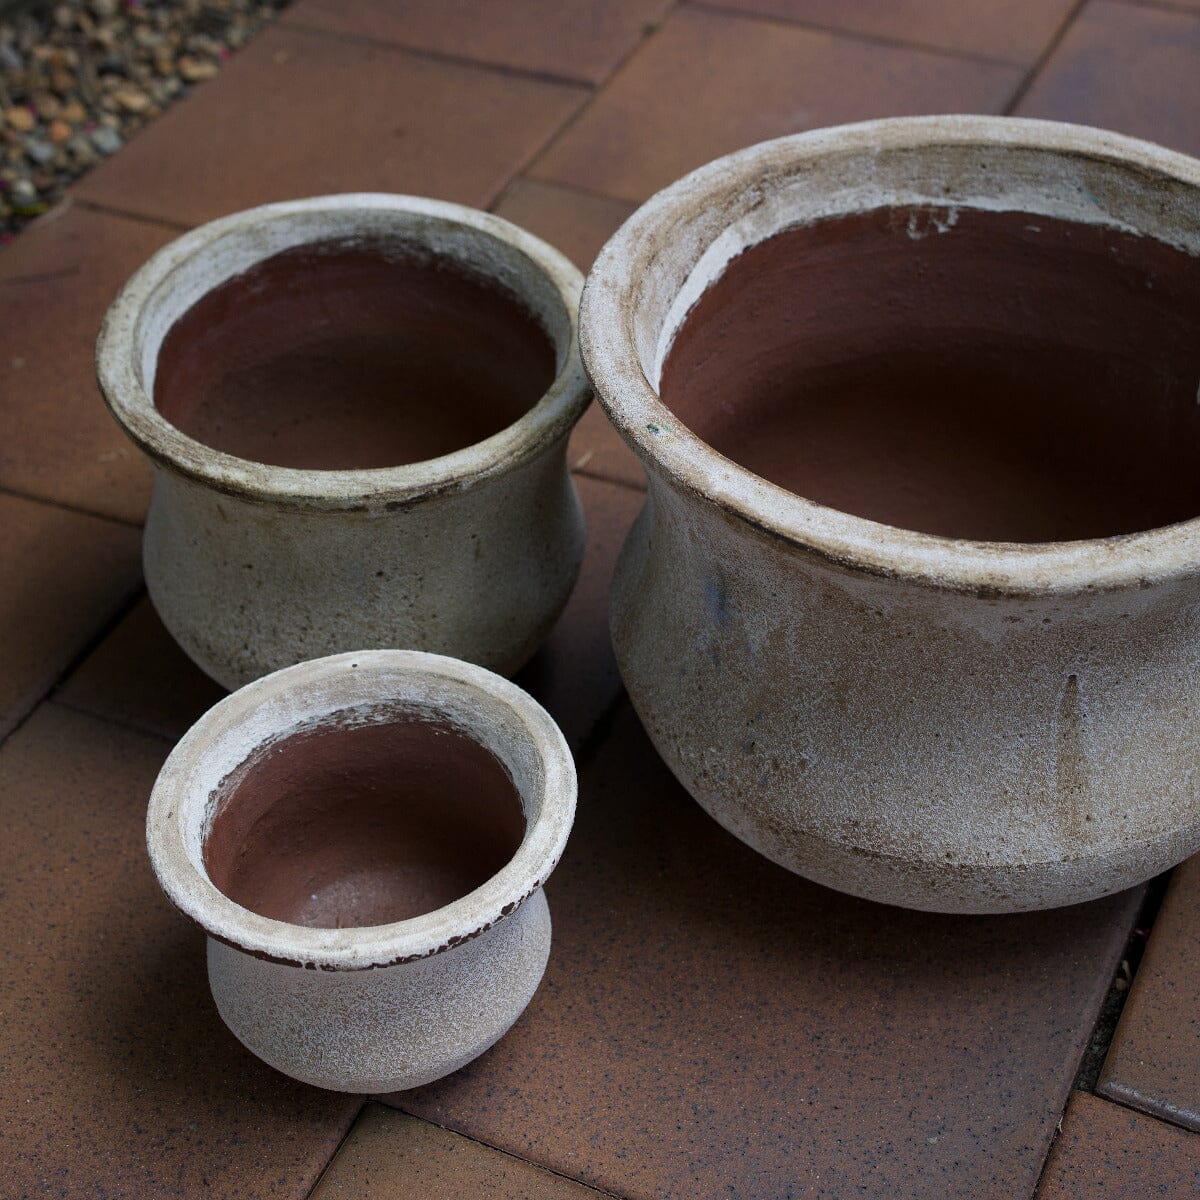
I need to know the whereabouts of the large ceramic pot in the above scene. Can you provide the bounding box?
[97,194,589,689]
[580,116,1200,913]
[146,650,576,1092]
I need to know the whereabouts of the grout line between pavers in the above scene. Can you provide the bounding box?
[516,0,682,193]
[73,198,195,233]
[1,584,145,754]
[281,18,598,91]
[1116,0,1200,16]
[0,483,144,529]
[684,0,1027,67]
[1072,871,1171,1086]
[390,1104,631,1199]
[302,1098,369,1200]
[1002,0,1089,115]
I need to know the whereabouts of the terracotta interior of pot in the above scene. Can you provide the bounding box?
[152,234,558,470]
[658,205,1200,543]
[202,712,527,929]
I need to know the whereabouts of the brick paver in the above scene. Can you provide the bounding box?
[1098,852,1200,1131]
[4,1,1200,1195]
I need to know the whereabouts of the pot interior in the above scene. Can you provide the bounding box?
[202,710,527,929]
[658,205,1200,543]
[153,235,557,470]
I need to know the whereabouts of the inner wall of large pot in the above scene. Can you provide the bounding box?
[202,710,527,929]
[657,203,1200,543]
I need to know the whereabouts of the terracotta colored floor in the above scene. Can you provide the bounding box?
[3,2,1200,1196]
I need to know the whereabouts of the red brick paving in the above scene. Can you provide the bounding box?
[703,0,1080,63]
[0,203,173,523]
[1098,853,1200,1131]
[528,5,1023,202]
[310,1104,606,1199]
[1034,1091,1200,1198]
[1015,0,1200,158]
[73,24,587,227]
[4,0,1200,1195]
[0,491,141,740]
[284,0,672,85]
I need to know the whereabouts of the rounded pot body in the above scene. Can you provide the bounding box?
[146,650,576,1092]
[581,116,1200,913]
[97,194,590,689]
[207,890,550,1093]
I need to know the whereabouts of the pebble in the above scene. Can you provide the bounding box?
[5,106,35,133]
[178,55,218,82]
[23,136,55,164]
[47,118,70,143]
[89,124,121,155]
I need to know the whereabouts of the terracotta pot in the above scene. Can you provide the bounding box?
[97,194,589,689]
[146,649,575,1092]
[580,116,1200,913]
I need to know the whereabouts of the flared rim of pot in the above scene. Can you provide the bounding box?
[96,193,590,511]
[145,650,577,970]
[580,115,1200,596]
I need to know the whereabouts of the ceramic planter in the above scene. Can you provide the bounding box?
[146,649,576,1093]
[580,116,1200,913]
[96,194,590,689]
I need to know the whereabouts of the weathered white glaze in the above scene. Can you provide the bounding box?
[580,116,1200,913]
[146,650,576,1092]
[97,194,590,689]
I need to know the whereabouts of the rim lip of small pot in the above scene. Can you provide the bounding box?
[580,115,1200,598]
[96,193,590,511]
[145,649,577,971]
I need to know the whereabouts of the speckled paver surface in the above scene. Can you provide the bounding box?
[2,2,1199,1196]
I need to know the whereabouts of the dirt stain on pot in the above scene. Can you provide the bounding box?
[154,238,556,469]
[203,715,526,928]
[659,207,1200,542]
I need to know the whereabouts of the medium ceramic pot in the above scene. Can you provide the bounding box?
[580,116,1200,913]
[146,649,576,1092]
[97,194,589,689]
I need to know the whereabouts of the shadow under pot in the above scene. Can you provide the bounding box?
[146,649,576,1093]
[96,194,590,690]
[580,115,1200,914]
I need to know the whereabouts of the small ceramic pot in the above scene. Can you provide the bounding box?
[97,194,589,689]
[146,649,576,1093]
[581,116,1200,913]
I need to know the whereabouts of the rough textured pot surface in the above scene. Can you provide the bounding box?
[146,650,576,1092]
[580,116,1200,914]
[97,194,590,689]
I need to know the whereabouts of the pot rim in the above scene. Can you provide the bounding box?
[580,115,1200,596]
[96,193,590,511]
[145,650,576,970]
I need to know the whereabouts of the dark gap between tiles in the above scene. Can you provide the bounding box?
[521,3,682,185]
[303,1099,369,1200]
[75,198,195,234]
[491,173,642,217]
[1002,0,1089,114]
[281,18,607,91]
[1072,870,1172,1093]
[1,582,143,750]
[389,1105,630,1200]
[0,482,143,527]
[685,0,1031,66]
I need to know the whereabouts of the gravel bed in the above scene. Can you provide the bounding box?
[1,0,288,243]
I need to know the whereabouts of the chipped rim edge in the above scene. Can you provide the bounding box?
[580,115,1200,597]
[146,650,577,971]
[96,193,590,511]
